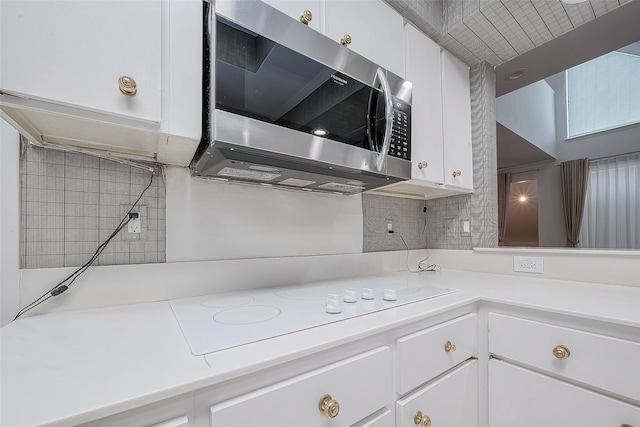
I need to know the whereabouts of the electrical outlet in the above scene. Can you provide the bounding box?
[128,213,141,234]
[460,219,471,236]
[513,256,544,274]
[386,219,393,235]
[120,204,146,240]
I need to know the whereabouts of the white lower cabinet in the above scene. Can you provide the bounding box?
[396,360,478,427]
[209,347,391,427]
[489,359,640,427]
[396,313,478,395]
[488,313,640,401]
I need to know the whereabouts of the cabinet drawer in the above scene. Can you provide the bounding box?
[396,313,477,394]
[210,347,391,427]
[396,360,478,427]
[488,313,640,401]
[489,359,640,427]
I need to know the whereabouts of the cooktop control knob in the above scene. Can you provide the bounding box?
[343,290,357,303]
[361,288,375,300]
[383,289,398,301]
[326,297,342,314]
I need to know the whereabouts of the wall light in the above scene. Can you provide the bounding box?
[519,196,528,202]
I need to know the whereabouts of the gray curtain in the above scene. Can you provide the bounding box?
[560,159,590,247]
[497,173,511,246]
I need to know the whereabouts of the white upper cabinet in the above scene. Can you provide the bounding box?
[404,23,444,185]
[368,25,473,200]
[1,1,161,123]
[261,0,324,32]
[324,0,405,78]
[441,50,473,191]
[0,0,201,167]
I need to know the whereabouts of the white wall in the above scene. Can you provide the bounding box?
[1,119,20,326]
[546,73,640,162]
[496,80,557,158]
[165,167,364,262]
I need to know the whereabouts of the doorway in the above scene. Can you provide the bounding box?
[504,180,539,247]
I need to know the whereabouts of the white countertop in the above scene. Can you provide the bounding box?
[2,269,640,427]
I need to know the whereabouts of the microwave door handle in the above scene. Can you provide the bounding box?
[374,68,393,172]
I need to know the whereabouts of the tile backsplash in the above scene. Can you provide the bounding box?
[362,194,427,252]
[20,142,165,269]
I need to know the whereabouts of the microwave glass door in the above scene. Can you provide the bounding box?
[215,17,387,152]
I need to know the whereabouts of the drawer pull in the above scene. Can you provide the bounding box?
[552,345,570,359]
[452,170,462,178]
[318,394,340,419]
[620,424,634,427]
[444,340,457,352]
[414,411,432,427]
[341,34,352,46]
[118,75,137,96]
[418,161,428,170]
[299,10,312,25]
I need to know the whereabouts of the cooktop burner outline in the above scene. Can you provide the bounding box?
[201,295,255,308]
[213,305,281,325]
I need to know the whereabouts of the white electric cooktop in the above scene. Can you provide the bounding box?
[170,276,456,355]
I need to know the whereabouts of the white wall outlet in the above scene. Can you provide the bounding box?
[460,219,471,236]
[128,213,141,234]
[513,256,544,274]
[121,204,147,240]
[386,219,393,235]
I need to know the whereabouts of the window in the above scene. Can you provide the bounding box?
[566,50,640,138]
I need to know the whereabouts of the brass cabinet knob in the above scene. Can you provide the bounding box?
[118,75,137,96]
[318,394,340,419]
[300,10,312,25]
[414,411,432,427]
[341,34,352,46]
[552,345,571,359]
[418,161,428,170]
[452,170,462,178]
[620,424,635,427]
[444,340,457,352]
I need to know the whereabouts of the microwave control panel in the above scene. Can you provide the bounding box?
[388,98,411,160]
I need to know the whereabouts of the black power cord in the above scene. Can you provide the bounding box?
[13,171,155,320]
[394,231,440,273]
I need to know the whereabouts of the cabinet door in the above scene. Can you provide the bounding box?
[404,24,444,185]
[489,360,640,427]
[441,50,473,191]
[261,0,323,32]
[1,0,161,123]
[210,347,391,427]
[396,360,478,427]
[325,0,405,78]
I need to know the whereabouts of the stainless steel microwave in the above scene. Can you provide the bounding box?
[191,0,412,195]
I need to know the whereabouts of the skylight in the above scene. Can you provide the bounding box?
[566,47,640,138]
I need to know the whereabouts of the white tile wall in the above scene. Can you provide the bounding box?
[20,143,165,268]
